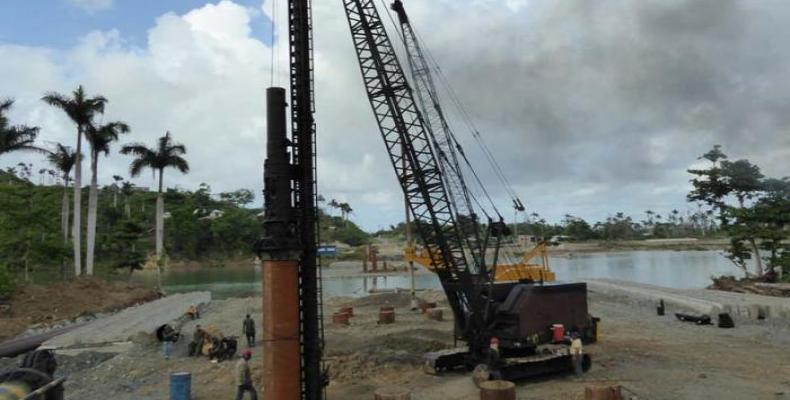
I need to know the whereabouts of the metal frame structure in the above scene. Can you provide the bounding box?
[259,1,324,399]
[342,0,598,376]
[342,0,492,351]
[288,0,325,398]
[390,0,483,264]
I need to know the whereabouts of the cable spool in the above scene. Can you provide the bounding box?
[0,351,64,400]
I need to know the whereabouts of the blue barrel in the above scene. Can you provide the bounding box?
[170,372,191,400]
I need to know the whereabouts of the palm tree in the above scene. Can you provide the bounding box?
[339,202,353,226]
[112,175,124,208]
[84,121,130,275]
[42,86,108,277]
[121,181,134,217]
[0,99,42,157]
[121,131,189,261]
[327,199,339,215]
[47,144,78,242]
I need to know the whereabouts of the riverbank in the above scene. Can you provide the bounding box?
[0,278,160,342]
[5,280,787,400]
[552,238,729,254]
[367,238,729,260]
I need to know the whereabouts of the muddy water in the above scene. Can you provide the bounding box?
[132,250,740,299]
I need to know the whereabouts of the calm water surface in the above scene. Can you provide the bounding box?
[132,250,740,299]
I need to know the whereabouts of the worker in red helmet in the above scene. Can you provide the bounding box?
[486,336,503,380]
[235,349,257,400]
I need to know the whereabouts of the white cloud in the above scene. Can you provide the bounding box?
[68,0,113,13]
[2,0,788,231]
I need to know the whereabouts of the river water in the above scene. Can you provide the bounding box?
[131,250,741,299]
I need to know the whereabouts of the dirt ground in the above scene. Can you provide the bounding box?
[0,278,160,341]
[10,287,785,400]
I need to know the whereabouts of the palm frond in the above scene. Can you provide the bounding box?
[41,92,70,108]
[0,100,43,156]
[170,156,190,174]
[120,143,152,156]
[43,86,107,126]
[129,158,151,178]
[169,143,187,155]
[0,98,13,114]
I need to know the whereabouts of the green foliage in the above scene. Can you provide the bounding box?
[219,189,254,207]
[687,146,789,277]
[0,177,270,280]
[0,98,42,157]
[687,144,730,223]
[0,181,68,282]
[0,263,15,299]
[110,218,146,278]
[318,209,370,247]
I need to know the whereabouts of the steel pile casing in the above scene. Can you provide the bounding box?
[260,86,301,400]
[263,260,300,399]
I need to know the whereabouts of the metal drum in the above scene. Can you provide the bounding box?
[169,372,191,400]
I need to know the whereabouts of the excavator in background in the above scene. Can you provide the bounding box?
[341,0,598,380]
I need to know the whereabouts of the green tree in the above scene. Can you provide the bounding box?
[42,86,108,276]
[750,178,790,278]
[112,175,124,208]
[84,121,130,275]
[688,146,788,278]
[0,99,42,157]
[219,188,254,207]
[687,145,730,224]
[721,158,765,275]
[339,202,352,225]
[111,218,147,282]
[121,131,189,261]
[46,144,78,243]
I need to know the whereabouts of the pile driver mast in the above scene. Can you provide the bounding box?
[258,0,325,399]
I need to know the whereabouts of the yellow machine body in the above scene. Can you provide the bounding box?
[0,382,32,400]
[405,241,556,283]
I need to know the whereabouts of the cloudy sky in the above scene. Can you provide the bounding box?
[1,0,787,231]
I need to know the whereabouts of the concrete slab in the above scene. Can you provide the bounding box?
[44,291,211,348]
[584,279,790,321]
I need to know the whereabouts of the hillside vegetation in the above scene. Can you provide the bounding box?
[0,171,370,292]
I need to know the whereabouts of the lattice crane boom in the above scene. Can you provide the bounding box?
[342,0,491,337]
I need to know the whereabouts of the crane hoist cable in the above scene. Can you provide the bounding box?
[412,27,526,213]
[381,0,504,221]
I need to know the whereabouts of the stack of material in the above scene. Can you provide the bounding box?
[378,306,395,324]
[479,380,516,400]
[427,308,444,321]
[584,385,623,400]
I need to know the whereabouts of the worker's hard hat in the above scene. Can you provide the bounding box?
[241,349,252,358]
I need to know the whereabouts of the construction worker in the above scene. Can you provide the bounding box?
[186,304,200,320]
[243,314,256,347]
[189,324,206,357]
[486,336,503,380]
[161,324,178,360]
[570,332,583,377]
[235,349,257,400]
